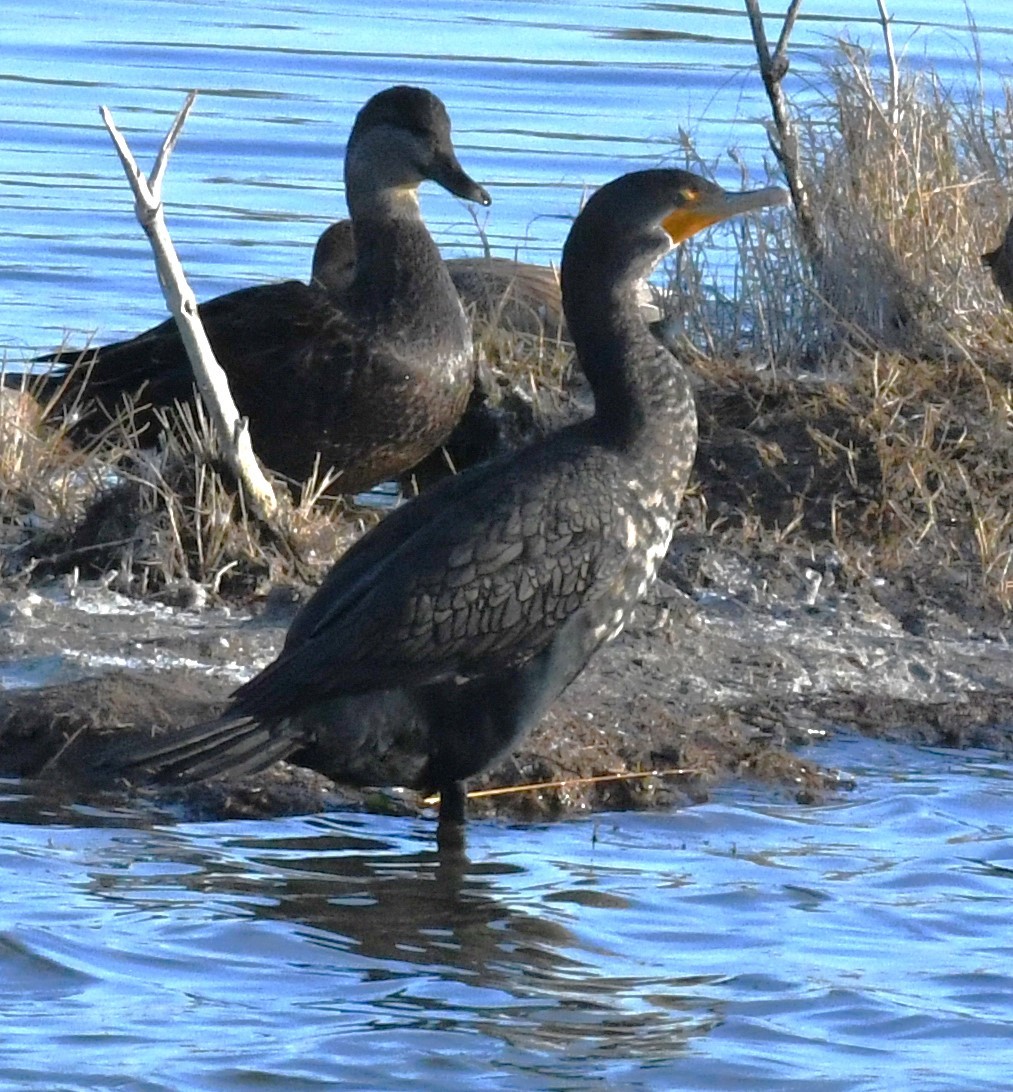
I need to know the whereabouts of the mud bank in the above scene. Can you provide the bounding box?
[3,538,1011,827]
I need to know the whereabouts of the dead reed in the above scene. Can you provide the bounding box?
[4,37,1013,612]
[665,36,1013,610]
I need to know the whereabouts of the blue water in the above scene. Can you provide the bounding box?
[3,2,1013,1086]
[2,736,1011,1089]
[3,0,1012,354]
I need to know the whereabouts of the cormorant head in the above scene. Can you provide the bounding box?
[562,168,788,302]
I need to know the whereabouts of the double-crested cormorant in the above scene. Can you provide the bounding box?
[119,169,787,843]
[982,213,1013,306]
[30,86,490,492]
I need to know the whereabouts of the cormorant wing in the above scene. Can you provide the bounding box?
[233,429,633,719]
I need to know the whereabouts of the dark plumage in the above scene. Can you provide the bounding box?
[118,169,787,844]
[982,213,1013,306]
[313,218,665,340]
[313,219,567,337]
[29,86,491,492]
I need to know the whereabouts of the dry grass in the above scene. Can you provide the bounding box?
[1,360,374,598]
[854,350,1013,607]
[666,42,1013,363]
[801,47,1011,353]
[1,365,107,562]
[5,39,1013,612]
[660,38,1013,611]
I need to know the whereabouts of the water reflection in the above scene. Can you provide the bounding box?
[141,816,724,1064]
[3,739,1013,1086]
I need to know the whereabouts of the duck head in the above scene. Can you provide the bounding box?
[344,86,491,213]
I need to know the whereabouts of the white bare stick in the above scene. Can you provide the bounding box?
[100,93,279,521]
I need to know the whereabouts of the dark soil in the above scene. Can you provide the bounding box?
[3,368,1013,830]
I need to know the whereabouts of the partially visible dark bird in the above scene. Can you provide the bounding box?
[448,255,568,337]
[307,219,356,296]
[29,86,491,493]
[312,218,658,340]
[982,213,1013,306]
[116,169,787,845]
[310,218,567,489]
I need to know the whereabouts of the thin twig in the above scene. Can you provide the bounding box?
[773,1,803,63]
[422,766,694,807]
[151,91,197,197]
[39,725,86,775]
[875,0,900,128]
[100,107,150,207]
[743,0,823,269]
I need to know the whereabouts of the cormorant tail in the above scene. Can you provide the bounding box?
[109,713,298,784]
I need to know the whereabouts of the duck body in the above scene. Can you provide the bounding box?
[118,169,787,840]
[30,86,490,492]
[36,276,327,445]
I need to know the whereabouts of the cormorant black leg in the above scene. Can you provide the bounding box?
[436,780,467,851]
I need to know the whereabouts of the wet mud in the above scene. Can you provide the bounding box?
[3,369,1013,827]
[3,536,1011,827]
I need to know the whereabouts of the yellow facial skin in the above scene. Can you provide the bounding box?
[661,184,788,244]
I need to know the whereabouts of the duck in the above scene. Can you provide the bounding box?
[28,86,491,493]
[113,168,787,846]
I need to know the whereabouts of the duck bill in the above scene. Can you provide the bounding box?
[661,185,789,245]
[431,153,492,207]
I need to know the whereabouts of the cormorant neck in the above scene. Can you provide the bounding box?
[567,278,695,454]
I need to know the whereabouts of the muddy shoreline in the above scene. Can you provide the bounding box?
[3,532,1011,828]
[4,366,1013,829]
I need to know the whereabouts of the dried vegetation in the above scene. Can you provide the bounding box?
[3,38,1013,616]
[668,33,1013,613]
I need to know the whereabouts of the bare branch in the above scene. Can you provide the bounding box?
[773,0,804,67]
[745,0,772,61]
[100,105,153,208]
[151,91,197,198]
[743,0,823,269]
[875,0,900,128]
[100,97,279,521]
